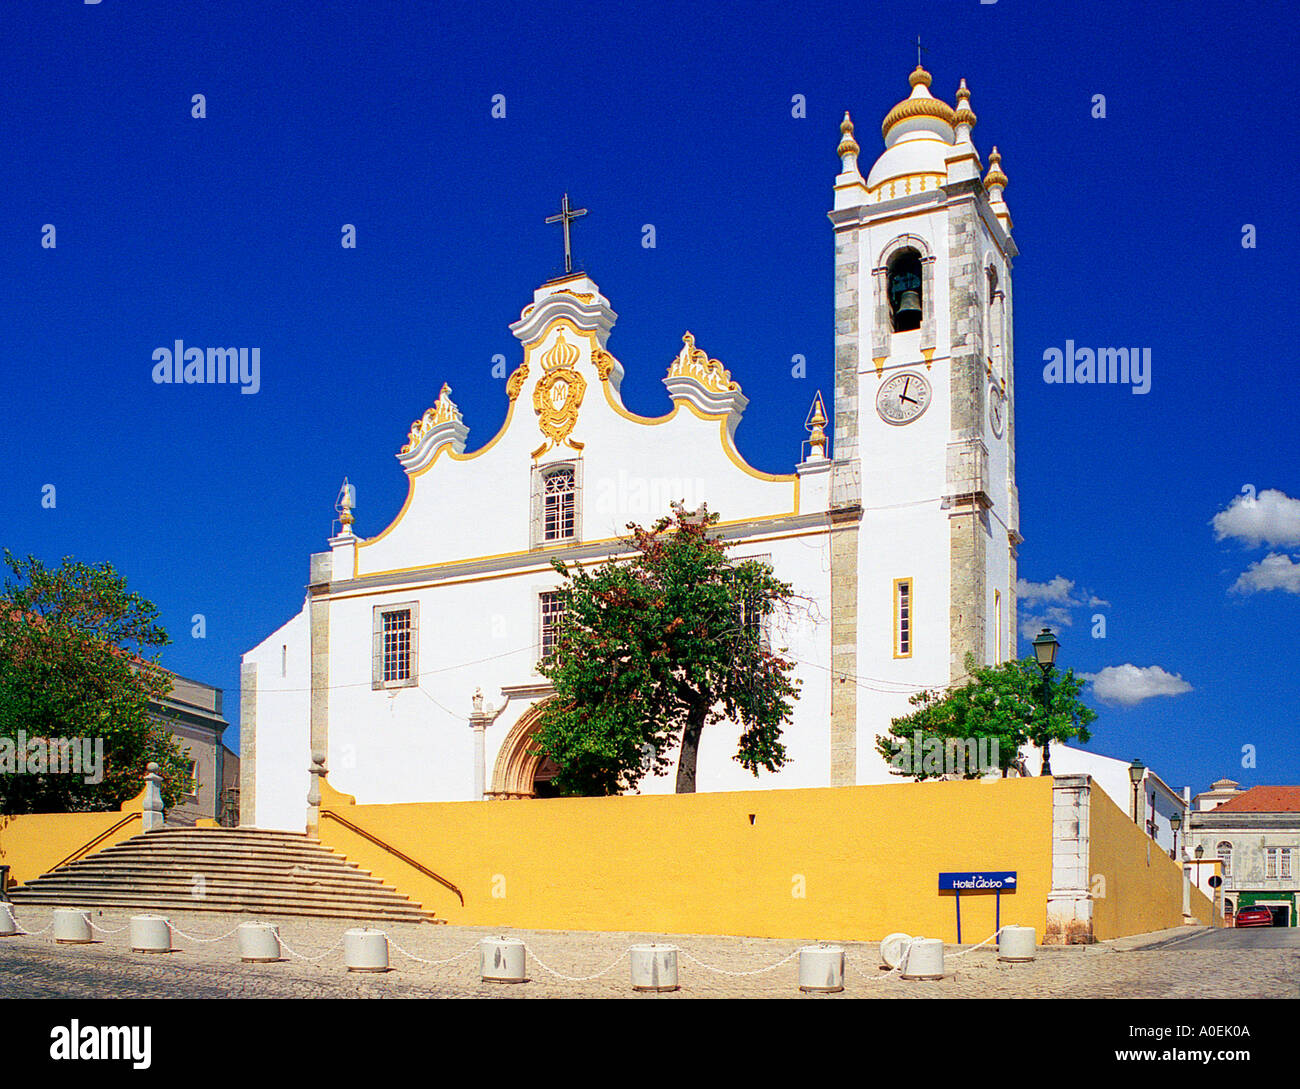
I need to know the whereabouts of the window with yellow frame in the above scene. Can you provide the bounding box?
[893,578,913,658]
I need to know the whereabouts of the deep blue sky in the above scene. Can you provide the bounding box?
[2,1,1296,794]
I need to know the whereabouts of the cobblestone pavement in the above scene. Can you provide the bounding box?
[0,907,1295,999]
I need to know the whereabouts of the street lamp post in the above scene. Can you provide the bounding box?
[1031,628,1060,775]
[1169,811,1181,860]
[1128,758,1146,825]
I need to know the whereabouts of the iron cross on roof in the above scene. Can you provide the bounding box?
[545,192,587,275]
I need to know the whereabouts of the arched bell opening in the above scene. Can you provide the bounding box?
[888,249,923,333]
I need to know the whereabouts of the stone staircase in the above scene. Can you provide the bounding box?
[6,827,437,923]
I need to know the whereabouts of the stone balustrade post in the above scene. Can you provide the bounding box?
[142,762,165,832]
[306,751,327,837]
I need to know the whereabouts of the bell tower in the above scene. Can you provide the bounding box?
[827,67,1021,784]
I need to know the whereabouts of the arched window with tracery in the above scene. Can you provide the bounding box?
[543,466,576,542]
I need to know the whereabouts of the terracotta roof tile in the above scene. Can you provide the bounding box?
[1217,786,1300,812]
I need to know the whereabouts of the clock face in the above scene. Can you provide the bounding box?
[876,371,932,426]
[989,384,1005,438]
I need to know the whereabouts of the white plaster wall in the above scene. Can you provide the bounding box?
[318,525,833,804]
[243,606,310,831]
[1034,744,1181,852]
[852,210,956,784]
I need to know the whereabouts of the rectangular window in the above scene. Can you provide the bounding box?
[383,610,412,681]
[539,591,565,661]
[728,555,773,653]
[186,760,198,797]
[894,578,913,658]
[1265,847,1290,879]
[994,589,1002,663]
[372,603,419,689]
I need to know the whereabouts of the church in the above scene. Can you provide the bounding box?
[240,66,1023,830]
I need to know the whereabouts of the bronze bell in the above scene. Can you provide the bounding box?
[895,290,922,319]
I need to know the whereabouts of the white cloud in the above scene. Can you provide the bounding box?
[1019,606,1074,640]
[1230,552,1300,595]
[1017,576,1109,639]
[1083,664,1193,707]
[1212,489,1300,549]
[1017,576,1076,606]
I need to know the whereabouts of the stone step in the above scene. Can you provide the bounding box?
[9,828,439,924]
[6,893,434,923]
[64,848,369,872]
[36,864,380,886]
[16,868,400,894]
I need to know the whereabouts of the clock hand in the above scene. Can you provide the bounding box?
[900,394,917,405]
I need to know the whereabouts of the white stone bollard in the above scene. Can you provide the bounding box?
[879,932,912,970]
[798,944,845,993]
[130,915,172,953]
[899,937,945,980]
[998,925,1037,962]
[53,908,93,944]
[0,902,18,937]
[479,937,527,983]
[343,928,389,972]
[629,944,679,992]
[237,922,282,963]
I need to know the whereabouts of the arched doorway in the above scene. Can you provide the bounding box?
[488,701,558,799]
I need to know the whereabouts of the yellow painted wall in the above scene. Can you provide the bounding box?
[0,788,145,888]
[320,777,1056,943]
[1089,785,1219,939]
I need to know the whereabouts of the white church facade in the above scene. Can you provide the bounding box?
[240,67,1030,831]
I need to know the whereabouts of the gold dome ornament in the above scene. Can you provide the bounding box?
[984,147,1008,191]
[837,111,860,159]
[881,66,957,140]
[953,79,977,133]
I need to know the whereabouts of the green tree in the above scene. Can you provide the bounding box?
[534,504,801,795]
[0,551,190,813]
[876,654,1096,780]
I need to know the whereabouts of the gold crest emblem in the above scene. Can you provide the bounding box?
[531,329,586,456]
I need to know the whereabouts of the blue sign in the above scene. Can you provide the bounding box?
[938,871,1017,892]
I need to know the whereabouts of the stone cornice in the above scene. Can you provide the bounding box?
[327,511,831,596]
[1189,811,1300,831]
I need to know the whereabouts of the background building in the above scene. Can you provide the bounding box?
[1187,784,1300,926]
[151,670,238,827]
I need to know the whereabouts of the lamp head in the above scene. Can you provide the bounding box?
[1031,627,1060,672]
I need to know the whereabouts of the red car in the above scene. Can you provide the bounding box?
[1235,907,1275,928]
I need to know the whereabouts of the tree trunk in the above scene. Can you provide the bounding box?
[675,709,706,793]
